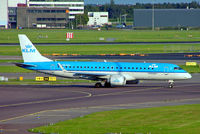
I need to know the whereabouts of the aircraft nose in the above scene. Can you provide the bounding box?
[186,73,192,79]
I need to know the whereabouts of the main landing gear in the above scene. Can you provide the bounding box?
[168,80,174,88]
[95,81,111,88]
[95,82,102,88]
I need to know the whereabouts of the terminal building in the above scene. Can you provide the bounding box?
[27,0,84,20]
[2,0,84,29]
[134,9,200,29]
[17,7,69,28]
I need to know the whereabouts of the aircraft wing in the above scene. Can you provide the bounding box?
[73,72,109,80]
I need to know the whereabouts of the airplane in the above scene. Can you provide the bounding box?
[16,34,192,88]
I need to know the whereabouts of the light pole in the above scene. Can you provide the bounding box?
[152,0,155,31]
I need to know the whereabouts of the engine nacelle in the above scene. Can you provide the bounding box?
[110,75,126,86]
[126,80,139,84]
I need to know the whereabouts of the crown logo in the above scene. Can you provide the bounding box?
[25,45,32,48]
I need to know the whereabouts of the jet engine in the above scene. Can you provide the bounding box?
[110,75,126,86]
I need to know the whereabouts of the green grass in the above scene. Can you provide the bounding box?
[0,29,200,43]
[0,60,23,63]
[180,65,200,73]
[1,44,200,56]
[30,104,200,134]
[0,66,34,73]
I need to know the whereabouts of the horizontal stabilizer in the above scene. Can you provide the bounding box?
[15,63,36,67]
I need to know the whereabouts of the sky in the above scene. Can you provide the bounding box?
[85,0,199,5]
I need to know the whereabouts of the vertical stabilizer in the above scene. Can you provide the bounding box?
[18,34,52,62]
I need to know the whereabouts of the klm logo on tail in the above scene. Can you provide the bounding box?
[22,45,36,53]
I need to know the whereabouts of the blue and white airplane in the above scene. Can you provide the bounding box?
[16,34,192,88]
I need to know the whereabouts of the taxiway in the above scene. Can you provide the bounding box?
[0,74,200,134]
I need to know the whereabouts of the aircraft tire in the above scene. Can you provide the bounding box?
[95,82,102,88]
[104,82,111,88]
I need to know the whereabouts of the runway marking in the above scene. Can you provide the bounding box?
[0,83,200,123]
[0,86,162,123]
[0,91,92,108]
[93,87,162,97]
[1,97,200,123]
[0,83,199,108]
[2,97,200,123]
[0,110,49,123]
[35,115,71,117]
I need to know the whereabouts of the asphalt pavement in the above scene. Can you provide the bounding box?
[0,74,200,134]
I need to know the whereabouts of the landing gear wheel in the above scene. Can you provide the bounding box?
[168,80,174,88]
[104,82,111,88]
[95,82,102,88]
[169,83,174,88]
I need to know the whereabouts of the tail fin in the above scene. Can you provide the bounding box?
[18,34,52,62]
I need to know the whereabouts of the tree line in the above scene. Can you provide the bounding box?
[84,1,200,21]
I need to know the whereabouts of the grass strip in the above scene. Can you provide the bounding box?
[30,104,200,134]
[1,44,200,56]
[179,65,200,73]
[1,29,200,43]
[0,66,34,73]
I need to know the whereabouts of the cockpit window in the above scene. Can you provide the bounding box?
[174,67,183,70]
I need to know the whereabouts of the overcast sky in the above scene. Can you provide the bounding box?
[85,0,199,5]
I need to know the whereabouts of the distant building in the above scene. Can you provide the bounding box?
[27,0,84,19]
[0,0,8,28]
[8,7,17,28]
[3,0,84,29]
[134,9,200,28]
[17,7,69,28]
[8,0,26,7]
[87,12,109,26]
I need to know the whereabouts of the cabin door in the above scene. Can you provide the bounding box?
[164,66,169,74]
[50,64,56,71]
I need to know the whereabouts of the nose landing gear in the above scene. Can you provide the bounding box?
[168,80,174,88]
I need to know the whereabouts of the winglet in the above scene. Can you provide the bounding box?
[18,34,52,62]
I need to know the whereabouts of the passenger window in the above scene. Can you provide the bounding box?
[128,67,130,69]
[124,67,126,69]
[116,67,118,69]
[120,67,122,69]
[107,67,109,69]
[132,67,134,69]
